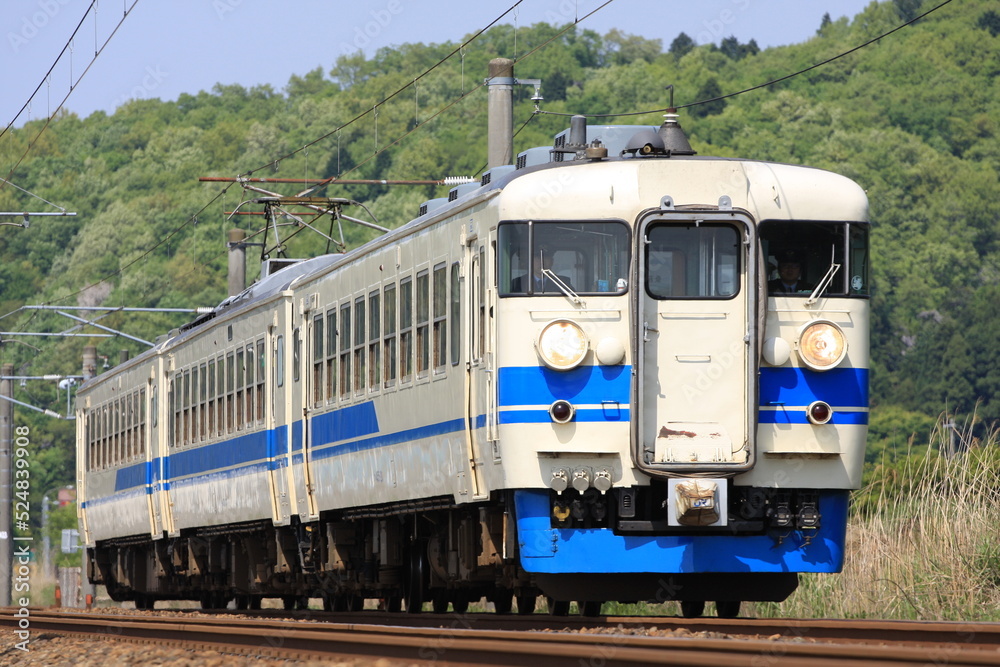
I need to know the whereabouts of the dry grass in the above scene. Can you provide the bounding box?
[751,417,1000,621]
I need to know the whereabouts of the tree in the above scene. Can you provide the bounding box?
[603,28,663,65]
[690,78,725,118]
[719,36,759,61]
[669,32,695,59]
[894,0,923,22]
[819,12,832,34]
[978,10,1000,37]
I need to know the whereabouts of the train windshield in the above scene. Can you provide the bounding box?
[645,223,741,299]
[761,221,870,297]
[498,221,630,296]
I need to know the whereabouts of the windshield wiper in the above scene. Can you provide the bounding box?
[806,262,841,306]
[542,268,585,306]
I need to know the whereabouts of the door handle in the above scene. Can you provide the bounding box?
[643,321,659,342]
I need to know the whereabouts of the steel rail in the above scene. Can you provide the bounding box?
[3,610,999,666]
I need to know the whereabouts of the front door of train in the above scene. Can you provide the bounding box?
[634,209,757,476]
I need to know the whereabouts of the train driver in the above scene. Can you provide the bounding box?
[768,250,813,294]
[511,244,573,293]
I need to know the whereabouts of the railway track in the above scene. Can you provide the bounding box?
[3,608,999,666]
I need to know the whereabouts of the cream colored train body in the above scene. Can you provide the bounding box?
[77,123,869,614]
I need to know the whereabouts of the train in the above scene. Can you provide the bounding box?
[75,107,870,617]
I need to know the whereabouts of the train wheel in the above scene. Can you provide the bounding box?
[547,597,570,616]
[680,601,705,618]
[516,594,536,615]
[348,595,364,612]
[201,592,226,610]
[493,589,514,614]
[282,596,296,610]
[715,600,741,618]
[249,596,262,610]
[405,542,428,614]
[581,601,603,617]
[452,593,470,615]
[432,590,450,614]
[385,596,403,613]
[234,595,249,610]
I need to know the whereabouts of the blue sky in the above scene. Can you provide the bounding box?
[3,0,875,126]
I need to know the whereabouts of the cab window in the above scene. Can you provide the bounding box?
[498,220,630,296]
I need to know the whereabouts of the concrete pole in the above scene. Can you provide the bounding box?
[42,495,50,580]
[79,351,95,605]
[228,228,247,297]
[1,363,14,606]
[487,58,514,170]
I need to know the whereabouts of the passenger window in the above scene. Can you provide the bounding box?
[383,284,397,388]
[340,304,352,397]
[433,263,447,373]
[399,277,413,383]
[416,270,429,377]
[354,296,366,393]
[368,290,381,390]
[275,336,284,389]
[313,314,324,407]
[326,311,337,402]
[450,263,460,366]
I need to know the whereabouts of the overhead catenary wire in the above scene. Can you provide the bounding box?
[293,0,615,196]
[245,0,531,190]
[0,1,98,142]
[0,0,141,193]
[4,0,540,314]
[158,1,619,293]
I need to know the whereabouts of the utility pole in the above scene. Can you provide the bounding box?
[1,363,14,606]
[42,494,51,580]
[79,351,95,606]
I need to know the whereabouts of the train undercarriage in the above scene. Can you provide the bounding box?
[89,493,545,614]
[89,486,811,616]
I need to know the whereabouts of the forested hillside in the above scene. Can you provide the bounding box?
[2,0,999,496]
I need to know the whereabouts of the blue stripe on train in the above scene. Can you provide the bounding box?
[514,488,848,574]
[499,407,630,424]
[498,365,631,407]
[759,409,868,425]
[759,367,868,408]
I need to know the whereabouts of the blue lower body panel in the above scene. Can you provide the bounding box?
[515,489,847,574]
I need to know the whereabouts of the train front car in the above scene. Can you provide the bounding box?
[495,124,869,616]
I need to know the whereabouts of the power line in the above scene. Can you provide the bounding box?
[6,1,532,313]
[537,0,956,120]
[0,1,97,142]
[247,0,531,189]
[0,1,142,192]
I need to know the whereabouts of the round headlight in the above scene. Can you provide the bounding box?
[796,320,847,371]
[536,319,589,371]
